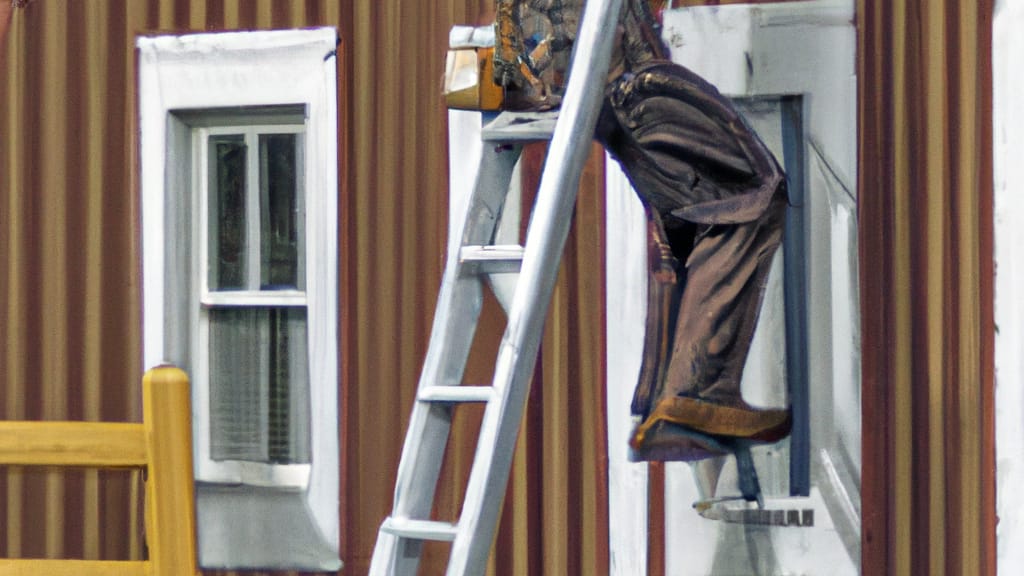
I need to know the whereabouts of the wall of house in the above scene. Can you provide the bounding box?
[0,1,609,575]
[0,4,10,52]
[0,0,147,564]
[858,1,996,574]
[0,1,1002,574]
[994,1,1024,573]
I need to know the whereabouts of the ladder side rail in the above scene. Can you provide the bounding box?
[390,145,524,517]
[459,145,526,250]
[404,144,524,405]
[447,1,625,573]
[371,145,523,575]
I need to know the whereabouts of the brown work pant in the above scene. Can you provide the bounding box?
[641,194,786,416]
[595,62,787,425]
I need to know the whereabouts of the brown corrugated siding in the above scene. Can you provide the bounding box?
[858,1,995,575]
[0,1,609,575]
[2,0,144,563]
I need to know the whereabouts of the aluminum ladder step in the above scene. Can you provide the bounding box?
[379,518,459,542]
[481,111,558,143]
[418,386,495,403]
[459,244,524,275]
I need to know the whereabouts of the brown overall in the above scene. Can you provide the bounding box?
[495,0,790,460]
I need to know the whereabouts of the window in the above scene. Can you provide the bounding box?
[196,121,311,486]
[139,30,339,571]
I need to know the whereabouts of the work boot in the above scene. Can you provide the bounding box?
[629,419,731,462]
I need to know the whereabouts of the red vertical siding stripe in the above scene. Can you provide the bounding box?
[978,3,997,572]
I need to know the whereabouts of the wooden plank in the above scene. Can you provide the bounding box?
[0,421,146,467]
[0,559,150,576]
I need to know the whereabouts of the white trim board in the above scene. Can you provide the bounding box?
[138,28,340,571]
[994,2,1024,573]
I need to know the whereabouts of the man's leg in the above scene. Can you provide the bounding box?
[632,193,789,450]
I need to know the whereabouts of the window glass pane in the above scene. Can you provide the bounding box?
[209,307,311,464]
[259,133,303,290]
[209,134,247,290]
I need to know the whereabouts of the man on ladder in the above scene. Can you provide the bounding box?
[494,0,792,462]
[371,2,795,573]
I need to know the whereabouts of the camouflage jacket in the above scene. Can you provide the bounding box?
[494,0,669,110]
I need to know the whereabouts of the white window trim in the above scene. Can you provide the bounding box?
[139,28,340,571]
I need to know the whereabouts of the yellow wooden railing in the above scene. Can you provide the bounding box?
[0,365,198,575]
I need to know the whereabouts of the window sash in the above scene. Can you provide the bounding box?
[207,306,311,466]
[195,122,312,488]
[200,125,306,297]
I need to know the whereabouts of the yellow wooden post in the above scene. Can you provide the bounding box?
[144,365,198,576]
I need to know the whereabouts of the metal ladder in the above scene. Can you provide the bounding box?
[369,1,624,574]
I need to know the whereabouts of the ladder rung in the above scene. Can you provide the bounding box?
[460,245,524,275]
[419,386,495,403]
[481,111,558,142]
[380,518,459,542]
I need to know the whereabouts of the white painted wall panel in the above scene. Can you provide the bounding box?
[604,159,651,574]
[994,2,1024,572]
